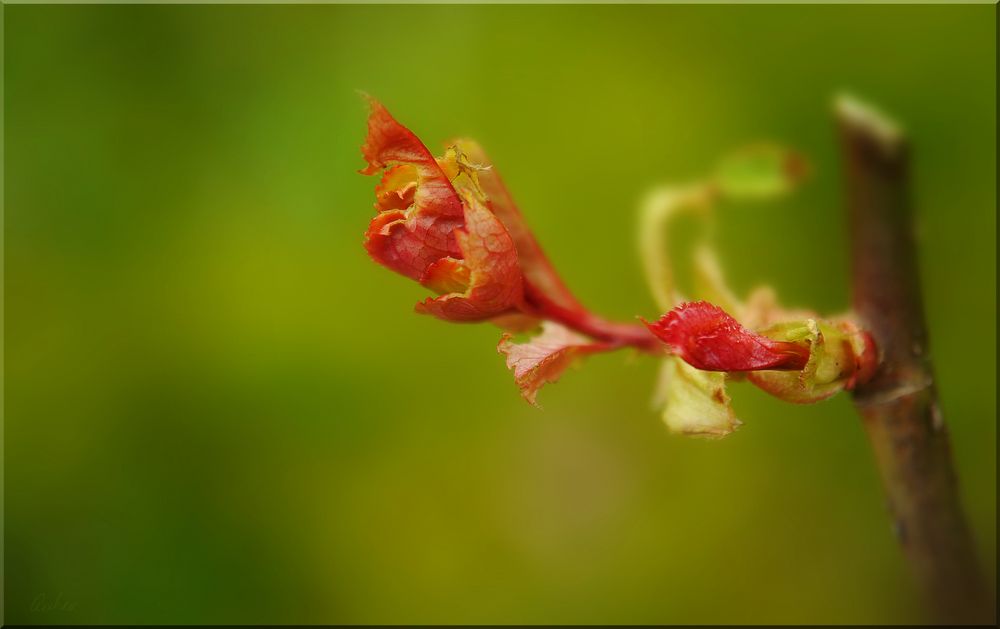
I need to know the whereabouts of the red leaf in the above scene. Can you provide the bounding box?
[360,98,524,322]
[415,193,524,322]
[644,301,810,372]
[361,98,465,282]
[449,139,586,316]
[498,322,613,406]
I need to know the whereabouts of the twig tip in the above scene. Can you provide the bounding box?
[834,92,906,156]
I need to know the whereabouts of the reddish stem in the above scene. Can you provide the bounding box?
[522,281,662,353]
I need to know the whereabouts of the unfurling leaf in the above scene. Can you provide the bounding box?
[414,191,524,321]
[448,139,586,316]
[360,98,524,322]
[747,318,878,403]
[653,356,741,439]
[498,322,612,406]
[361,99,464,281]
[647,301,877,406]
[644,301,810,372]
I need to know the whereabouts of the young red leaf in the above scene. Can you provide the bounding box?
[361,98,465,282]
[359,98,525,322]
[415,192,524,321]
[644,301,810,372]
[448,139,587,316]
[498,322,613,406]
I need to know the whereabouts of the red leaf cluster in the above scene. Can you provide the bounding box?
[361,99,523,322]
[357,99,876,410]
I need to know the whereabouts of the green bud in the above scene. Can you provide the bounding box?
[747,318,874,404]
[713,144,808,201]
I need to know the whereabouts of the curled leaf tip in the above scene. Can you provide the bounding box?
[644,301,810,372]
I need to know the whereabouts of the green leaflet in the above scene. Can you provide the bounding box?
[747,319,859,404]
[654,356,741,439]
[713,145,807,202]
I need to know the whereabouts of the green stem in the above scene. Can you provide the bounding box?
[637,183,715,312]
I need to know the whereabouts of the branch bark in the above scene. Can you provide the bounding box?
[836,95,991,624]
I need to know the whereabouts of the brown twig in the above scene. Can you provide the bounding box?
[836,95,991,624]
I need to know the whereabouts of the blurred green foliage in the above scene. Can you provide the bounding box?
[4,4,995,624]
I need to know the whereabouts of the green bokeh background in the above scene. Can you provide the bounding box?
[4,4,995,624]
